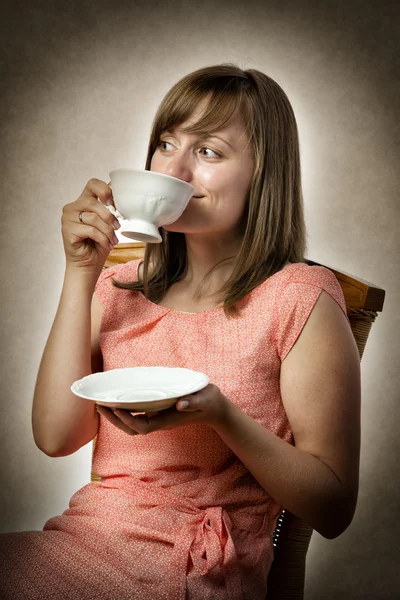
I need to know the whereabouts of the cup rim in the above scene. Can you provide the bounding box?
[109,168,195,191]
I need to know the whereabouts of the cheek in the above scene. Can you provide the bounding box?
[204,169,250,207]
[150,153,163,173]
[200,168,237,195]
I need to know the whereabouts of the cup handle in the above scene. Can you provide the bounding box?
[104,203,126,222]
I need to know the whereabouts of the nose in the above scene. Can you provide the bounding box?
[165,152,193,184]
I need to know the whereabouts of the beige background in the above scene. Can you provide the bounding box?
[1,0,399,597]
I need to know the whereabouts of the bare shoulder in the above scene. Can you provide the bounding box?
[280,290,361,490]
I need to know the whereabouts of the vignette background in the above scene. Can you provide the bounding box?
[0,0,399,597]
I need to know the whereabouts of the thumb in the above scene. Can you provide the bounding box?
[176,396,200,411]
[176,398,189,410]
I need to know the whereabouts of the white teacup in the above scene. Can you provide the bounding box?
[108,169,195,243]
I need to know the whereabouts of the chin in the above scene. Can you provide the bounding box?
[163,221,184,233]
[163,215,193,233]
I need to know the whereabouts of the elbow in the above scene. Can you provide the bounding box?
[318,518,353,540]
[33,434,73,458]
[32,422,62,457]
[32,412,99,458]
[32,427,96,458]
[31,417,63,457]
[34,438,86,458]
[36,447,63,458]
[316,495,358,539]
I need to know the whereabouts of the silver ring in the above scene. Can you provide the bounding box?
[78,211,84,223]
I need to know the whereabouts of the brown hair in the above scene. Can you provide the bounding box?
[113,63,307,317]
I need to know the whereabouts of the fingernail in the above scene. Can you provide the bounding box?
[179,400,189,409]
[113,219,120,230]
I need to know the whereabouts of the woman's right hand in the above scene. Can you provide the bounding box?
[61,178,120,273]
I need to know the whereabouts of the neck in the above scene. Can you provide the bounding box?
[181,233,242,293]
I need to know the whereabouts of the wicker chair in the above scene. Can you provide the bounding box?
[92,242,386,599]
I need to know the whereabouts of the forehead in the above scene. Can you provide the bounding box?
[169,98,249,145]
[158,89,247,137]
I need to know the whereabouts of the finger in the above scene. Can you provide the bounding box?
[96,406,138,436]
[82,178,114,206]
[69,223,116,253]
[76,212,119,247]
[79,196,120,230]
[114,407,195,433]
[80,178,120,228]
[62,197,120,247]
[61,210,114,254]
[176,394,202,411]
[177,384,217,409]
[113,410,156,434]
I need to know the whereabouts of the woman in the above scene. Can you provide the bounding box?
[0,64,361,599]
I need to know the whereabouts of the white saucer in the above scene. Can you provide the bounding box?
[71,367,209,411]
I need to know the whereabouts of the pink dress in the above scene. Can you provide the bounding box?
[0,260,349,599]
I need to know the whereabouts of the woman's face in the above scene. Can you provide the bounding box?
[150,106,254,240]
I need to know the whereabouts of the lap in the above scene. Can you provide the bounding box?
[0,530,145,600]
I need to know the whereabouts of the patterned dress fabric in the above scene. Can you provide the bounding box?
[0,260,349,599]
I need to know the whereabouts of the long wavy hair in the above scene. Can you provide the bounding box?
[112,63,307,317]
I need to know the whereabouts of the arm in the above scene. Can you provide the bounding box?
[32,177,118,458]
[213,290,361,539]
[32,274,104,457]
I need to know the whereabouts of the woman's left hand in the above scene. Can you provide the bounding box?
[95,383,232,436]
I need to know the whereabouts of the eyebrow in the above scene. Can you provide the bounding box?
[205,134,234,150]
[166,129,235,151]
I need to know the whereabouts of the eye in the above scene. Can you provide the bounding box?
[198,146,221,159]
[158,140,174,152]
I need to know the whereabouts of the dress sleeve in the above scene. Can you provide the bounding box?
[275,265,350,362]
[94,260,140,308]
